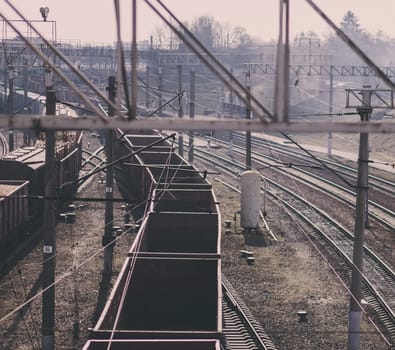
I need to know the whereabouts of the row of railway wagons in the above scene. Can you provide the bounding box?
[0,132,83,251]
[83,130,222,350]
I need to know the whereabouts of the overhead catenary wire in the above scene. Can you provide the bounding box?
[143,0,273,122]
[211,141,391,345]
[0,14,108,121]
[280,201,391,346]
[146,90,184,117]
[0,182,155,327]
[106,137,179,348]
[279,132,356,188]
[113,0,133,120]
[0,224,134,327]
[305,0,395,92]
[65,133,176,187]
[2,0,118,118]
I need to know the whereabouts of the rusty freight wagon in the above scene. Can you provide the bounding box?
[85,130,221,350]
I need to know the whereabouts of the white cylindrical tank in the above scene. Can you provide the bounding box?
[240,170,261,229]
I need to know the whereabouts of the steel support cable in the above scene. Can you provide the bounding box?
[147,91,184,117]
[138,82,176,96]
[105,145,177,347]
[0,169,154,324]
[206,151,391,344]
[122,163,219,175]
[257,137,394,343]
[6,0,115,110]
[107,137,174,340]
[0,225,135,327]
[279,132,356,188]
[106,218,149,350]
[0,195,149,294]
[2,1,115,119]
[62,133,176,187]
[144,0,273,122]
[261,76,358,183]
[6,45,27,64]
[113,0,133,120]
[14,78,69,115]
[107,139,191,348]
[305,0,395,91]
[262,74,347,115]
[114,0,123,116]
[153,139,190,205]
[131,0,138,120]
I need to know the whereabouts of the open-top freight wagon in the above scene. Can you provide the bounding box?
[84,130,221,350]
[0,132,82,251]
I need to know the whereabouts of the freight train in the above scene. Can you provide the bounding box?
[0,131,82,250]
[83,130,222,350]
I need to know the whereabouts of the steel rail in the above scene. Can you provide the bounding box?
[215,130,395,196]
[194,148,395,345]
[201,132,395,230]
[222,275,278,350]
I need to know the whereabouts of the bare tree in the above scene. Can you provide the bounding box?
[153,21,180,50]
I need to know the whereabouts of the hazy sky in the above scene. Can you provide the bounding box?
[3,1,395,44]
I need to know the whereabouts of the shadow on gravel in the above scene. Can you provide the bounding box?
[243,229,267,247]
[0,230,42,279]
[92,271,112,325]
[2,271,43,349]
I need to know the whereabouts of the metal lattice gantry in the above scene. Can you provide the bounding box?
[1,0,395,134]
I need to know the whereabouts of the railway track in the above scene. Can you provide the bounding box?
[199,133,395,230]
[222,275,277,350]
[213,131,395,198]
[83,131,277,349]
[193,147,395,346]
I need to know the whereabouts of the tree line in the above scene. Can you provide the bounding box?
[152,11,395,66]
[153,15,259,50]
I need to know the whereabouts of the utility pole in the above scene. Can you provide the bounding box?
[131,0,137,120]
[228,67,234,157]
[23,58,30,145]
[158,66,163,116]
[103,76,116,275]
[8,66,15,151]
[347,85,372,350]
[146,65,150,109]
[245,68,252,169]
[42,67,56,350]
[188,69,195,163]
[327,66,333,157]
[177,64,184,157]
[298,36,320,65]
